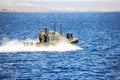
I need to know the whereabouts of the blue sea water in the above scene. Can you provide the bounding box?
[0,12,120,80]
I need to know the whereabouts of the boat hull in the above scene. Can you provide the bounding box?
[69,38,78,44]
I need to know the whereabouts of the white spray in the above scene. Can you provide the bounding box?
[0,38,82,53]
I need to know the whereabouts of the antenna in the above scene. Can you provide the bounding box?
[60,23,62,34]
[51,21,55,32]
[53,23,56,32]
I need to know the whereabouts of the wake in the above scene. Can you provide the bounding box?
[0,39,82,53]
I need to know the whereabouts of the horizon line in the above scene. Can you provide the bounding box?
[0,11,120,13]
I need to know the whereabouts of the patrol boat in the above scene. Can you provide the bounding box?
[23,27,78,46]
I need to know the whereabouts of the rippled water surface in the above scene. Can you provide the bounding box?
[0,12,120,80]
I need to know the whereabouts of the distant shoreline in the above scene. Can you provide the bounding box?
[0,6,119,13]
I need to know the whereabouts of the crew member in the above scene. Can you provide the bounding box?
[43,28,49,43]
[39,34,42,43]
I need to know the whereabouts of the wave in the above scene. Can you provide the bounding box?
[0,38,82,53]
